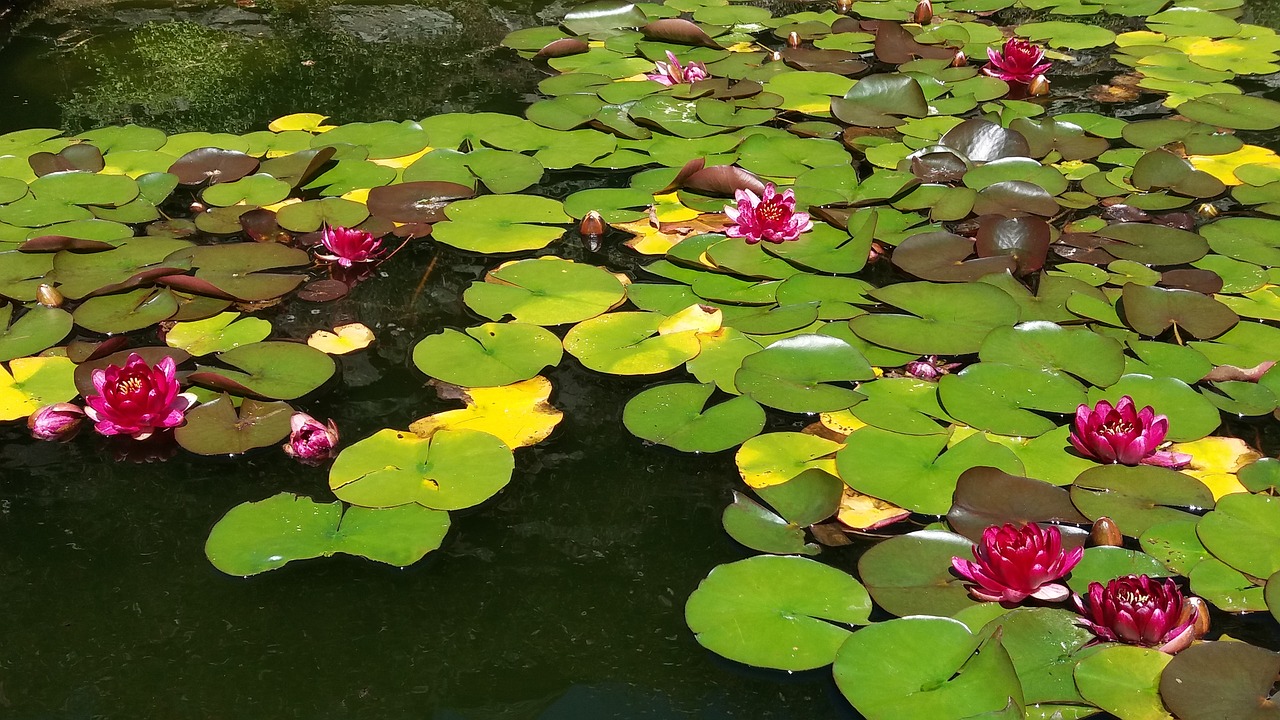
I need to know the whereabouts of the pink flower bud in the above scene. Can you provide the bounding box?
[283,412,340,465]
[28,403,85,442]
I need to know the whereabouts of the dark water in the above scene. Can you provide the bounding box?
[1,2,1278,719]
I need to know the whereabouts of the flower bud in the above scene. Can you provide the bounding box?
[787,31,801,49]
[579,210,605,238]
[914,0,933,24]
[770,50,783,62]
[189,201,206,214]
[1196,203,1220,219]
[1089,516,1124,547]
[28,403,85,442]
[952,50,967,67]
[1028,74,1050,96]
[1185,596,1211,639]
[283,412,340,465]
[36,283,64,308]
[836,0,852,12]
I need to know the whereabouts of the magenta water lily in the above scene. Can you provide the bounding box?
[983,37,1051,85]
[646,51,708,86]
[903,355,962,381]
[1074,575,1199,654]
[316,225,385,267]
[951,522,1083,604]
[283,412,340,465]
[1070,396,1192,468]
[85,353,197,440]
[724,183,813,244]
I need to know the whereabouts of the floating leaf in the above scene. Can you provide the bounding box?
[1070,465,1215,538]
[0,304,72,362]
[1073,646,1173,720]
[408,376,562,450]
[722,492,818,556]
[1159,641,1280,720]
[623,382,765,453]
[685,555,871,671]
[205,493,450,576]
[736,431,840,489]
[165,312,272,357]
[1196,493,1280,580]
[564,312,700,375]
[0,356,78,422]
[191,341,335,400]
[174,395,292,455]
[330,428,514,510]
[463,257,625,325]
[735,334,872,413]
[412,323,562,388]
[307,322,374,355]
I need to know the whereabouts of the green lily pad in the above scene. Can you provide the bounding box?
[275,197,369,233]
[564,312,701,375]
[1073,646,1172,720]
[735,334,872,413]
[1196,493,1280,579]
[979,321,1124,387]
[753,467,843,527]
[1190,557,1268,612]
[412,323,562,387]
[834,616,1024,720]
[1240,458,1280,493]
[50,236,192,300]
[174,395,292,456]
[1066,546,1173,594]
[330,428,514,510]
[1200,217,1280,266]
[623,382,765,452]
[191,341,335,400]
[167,242,309,302]
[1070,465,1215,538]
[205,493,450,576]
[847,377,953,435]
[463,257,625,326]
[837,427,1024,515]
[940,361,1088,438]
[1096,223,1208,266]
[1177,93,1280,131]
[432,194,571,254]
[73,287,179,334]
[850,281,1021,355]
[685,555,871,671]
[0,304,72,362]
[831,74,929,128]
[721,492,818,556]
[1139,520,1211,575]
[979,608,1094,705]
[164,312,272,356]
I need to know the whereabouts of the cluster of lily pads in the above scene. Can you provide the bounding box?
[2,0,1280,716]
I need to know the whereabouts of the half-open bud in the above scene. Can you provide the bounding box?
[836,0,852,12]
[29,403,85,442]
[1196,203,1220,219]
[952,50,967,67]
[1028,74,1051,96]
[787,31,801,48]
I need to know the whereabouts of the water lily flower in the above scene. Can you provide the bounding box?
[283,412,340,465]
[1070,396,1191,469]
[1074,574,1199,654]
[983,37,1052,85]
[724,183,813,244]
[85,353,196,440]
[904,355,962,381]
[646,51,709,86]
[952,522,1083,604]
[28,403,85,442]
[316,225,385,268]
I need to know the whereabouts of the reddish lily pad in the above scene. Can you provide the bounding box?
[1159,641,1280,720]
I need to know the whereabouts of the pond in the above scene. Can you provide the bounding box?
[0,1,1279,719]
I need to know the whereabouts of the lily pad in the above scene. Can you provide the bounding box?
[431,194,571,254]
[174,395,292,455]
[463,257,625,325]
[685,555,871,671]
[1070,465,1215,538]
[734,334,872,413]
[834,616,1024,720]
[564,312,701,375]
[205,493,450,576]
[191,341,335,400]
[164,312,272,356]
[0,355,78,422]
[1073,646,1172,720]
[330,428,514,510]
[850,281,1021,355]
[722,492,818,556]
[623,382,765,453]
[412,323,562,388]
[1159,641,1280,720]
[1196,493,1280,579]
[0,304,72,362]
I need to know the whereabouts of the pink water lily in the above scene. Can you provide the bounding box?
[283,412,340,465]
[724,182,812,244]
[316,225,384,268]
[646,51,709,86]
[1070,396,1191,469]
[85,354,196,440]
[952,522,1083,604]
[983,37,1052,85]
[1074,575,1199,654]
[28,403,85,442]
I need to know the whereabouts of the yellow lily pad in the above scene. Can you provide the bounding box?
[408,376,562,450]
[307,322,376,355]
[836,486,911,531]
[736,432,842,489]
[658,303,723,335]
[267,113,336,134]
[0,356,79,422]
[1170,435,1261,499]
[1189,145,1280,186]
